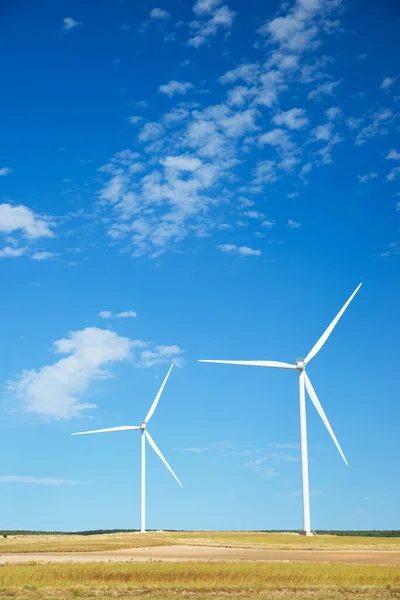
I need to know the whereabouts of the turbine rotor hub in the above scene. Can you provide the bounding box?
[296,358,305,370]
[140,422,146,430]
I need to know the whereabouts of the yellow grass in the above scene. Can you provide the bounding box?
[1,561,399,586]
[0,561,399,600]
[1,530,400,552]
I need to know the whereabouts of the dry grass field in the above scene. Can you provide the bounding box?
[1,533,399,599]
[0,561,399,600]
[1,530,400,553]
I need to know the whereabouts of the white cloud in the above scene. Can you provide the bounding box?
[358,172,378,184]
[258,0,342,54]
[308,80,340,100]
[150,8,171,19]
[98,310,137,319]
[160,156,202,171]
[219,63,259,85]
[0,476,79,486]
[325,107,341,120]
[98,311,112,319]
[219,108,259,137]
[129,116,143,125]
[9,328,133,419]
[188,0,236,47]
[0,167,13,176]
[387,166,400,182]
[380,77,396,90]
[94,0,347,260]
[0,204,54,239]
[387,149,400,160]
[259,128,294,153]
[253,160,278,185]
[346,117,363,130]
[62,17,82,30]
[355,108,393,146]
[261,220,276,229]
[272,108,309,130]
[159,80,194,97]
[138,344,185,368]
[312,123,333,140]
[287,219,301,228]
[218,243,261,256]
[9,327,184,419]
[241,211,264,219]
[0,246,27,259]
[31,251,56,261]
[138,122,165,141]
[193,0,222,14]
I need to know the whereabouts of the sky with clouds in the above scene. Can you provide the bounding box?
[0,0,399,532]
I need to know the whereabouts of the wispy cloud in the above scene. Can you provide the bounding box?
[387,149,400,160]
[380,76,396,90]
[62,17,82,31]
[159,80,194,97]
[98,310,137,319]
[176,441,233,453]
[272,108,309,130]
[0,475,79,486]
[0,167,13,176]
[308,80,341,101]
[287,219,301,228]
[387,166,400,182]
[188,0,236,48]
[150,8,171,20]
[31,251,57,261]
[358,172,378,184]
[354,109,393,146]
[93,0,350,259]
[218,244,261,256]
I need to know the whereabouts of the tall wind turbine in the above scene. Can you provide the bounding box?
[199,284,362,536]
[72,364,182,533]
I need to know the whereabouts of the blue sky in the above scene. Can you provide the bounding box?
[0,0,399,532]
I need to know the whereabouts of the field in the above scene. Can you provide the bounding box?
[2,530,400,553]
[1,532,399,600]
[0,561,399,599]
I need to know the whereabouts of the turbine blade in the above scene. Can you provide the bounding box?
[304,372,348,466]
[144,364,174,424]
[145,430,183,487]
[305,283,362,365]
[72,426,140,436]
[198,359,297,369]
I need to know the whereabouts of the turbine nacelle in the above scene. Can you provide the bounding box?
[296,358,305,370]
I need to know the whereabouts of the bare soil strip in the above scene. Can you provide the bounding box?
[1,544,400,565]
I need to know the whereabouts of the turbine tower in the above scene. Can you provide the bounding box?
[199,284,361,536]
[72,364,182,533]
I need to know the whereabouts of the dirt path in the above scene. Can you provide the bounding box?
[1,545,400,565]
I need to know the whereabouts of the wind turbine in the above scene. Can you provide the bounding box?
[72,364,182,533]
[199,284,362,536]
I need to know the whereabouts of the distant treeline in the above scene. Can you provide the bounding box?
[1,529,400,538]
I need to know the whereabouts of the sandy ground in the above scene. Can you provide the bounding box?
[1,545,400,565]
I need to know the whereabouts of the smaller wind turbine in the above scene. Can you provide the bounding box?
[72,364,182,533]
[199,284,362,536]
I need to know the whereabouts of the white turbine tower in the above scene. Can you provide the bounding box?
[72,364,182,533]
[199,284,362,536]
